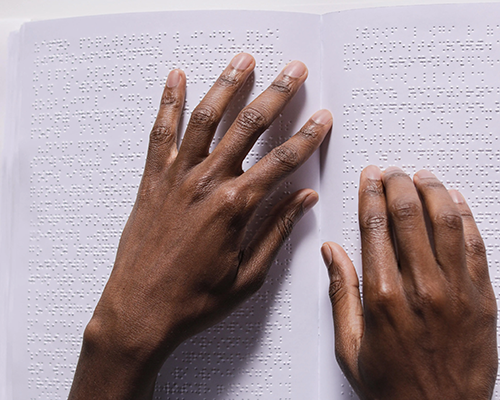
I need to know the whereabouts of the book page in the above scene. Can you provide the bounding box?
[6,11,323,399]
[320,4,500,398]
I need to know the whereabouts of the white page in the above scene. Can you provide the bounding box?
[6,11,323,399]
[320,4,500,398]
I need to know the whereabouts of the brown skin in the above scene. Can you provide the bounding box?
[68,53,333,400]
[322,165,498,400]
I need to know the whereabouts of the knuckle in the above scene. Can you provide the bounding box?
[409,284,446,315]
[217,71,240,87]
[269,77,294,95]
[236,107,268,132]
[419,178,446,192]
[370,285,399,310]
[217,186,251,221]
[270,144,300,171]
[465,235,487,258]
[190,105,219,129]
[459,208,475,220]
[297,125,319,140]
[160,91,182,108]
[360,212,389,233]
[384,170,411,184]
[219,186,241,206]
[183,173,217,203]
[389,199,421,223]
[149,125,175,146]
[328,276,345,307]
[237,248,268,297]
[361,179,384,198]
[433,210,463,232]
[277,214,296,242]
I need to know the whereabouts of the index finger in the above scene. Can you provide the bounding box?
[382,167,439,285]
[449,190,491,288]
[239,109,332,197]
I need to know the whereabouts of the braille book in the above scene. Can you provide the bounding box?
[2,4,500,399]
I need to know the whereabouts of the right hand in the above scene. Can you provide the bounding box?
[322,166,497,400]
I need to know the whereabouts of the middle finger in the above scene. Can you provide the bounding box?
[382,167,438,282]
[208,60,308,172]
[178,53,256,166]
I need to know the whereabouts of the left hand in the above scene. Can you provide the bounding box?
[322,166,497,400]
[69,53,332,400]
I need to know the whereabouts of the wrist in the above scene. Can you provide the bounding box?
[69,314,181,400]
[84,306,184,366]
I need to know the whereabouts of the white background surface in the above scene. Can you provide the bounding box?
[3,0,500,18]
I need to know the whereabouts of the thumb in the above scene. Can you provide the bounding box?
[233,189,318,296]
[321,242,363,380]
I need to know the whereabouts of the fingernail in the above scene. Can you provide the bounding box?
[283,60,307,78]
[384,166,403,174]
[364,165,381,180]
[450,190,466,204]
[231,53,253,71]
[166,69,181,88]
[302,192,319,212]
[416,169,435,179]
[321,244,333,267]
[312,109,333,125]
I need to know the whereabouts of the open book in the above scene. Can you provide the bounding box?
[2,4,500,399]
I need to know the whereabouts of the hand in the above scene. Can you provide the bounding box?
[69,53,332,399]
[322,166,497,400]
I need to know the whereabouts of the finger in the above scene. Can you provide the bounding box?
[358,165,400,299]
[209,60,308,170]
[144,69,186,175]
[240,110,332,197]
[413,170,468,281]
[233,189,318,296]
[449,190,491,288]
[382,167,438,282]
[321,242,363,383]
[177,53,255,166]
